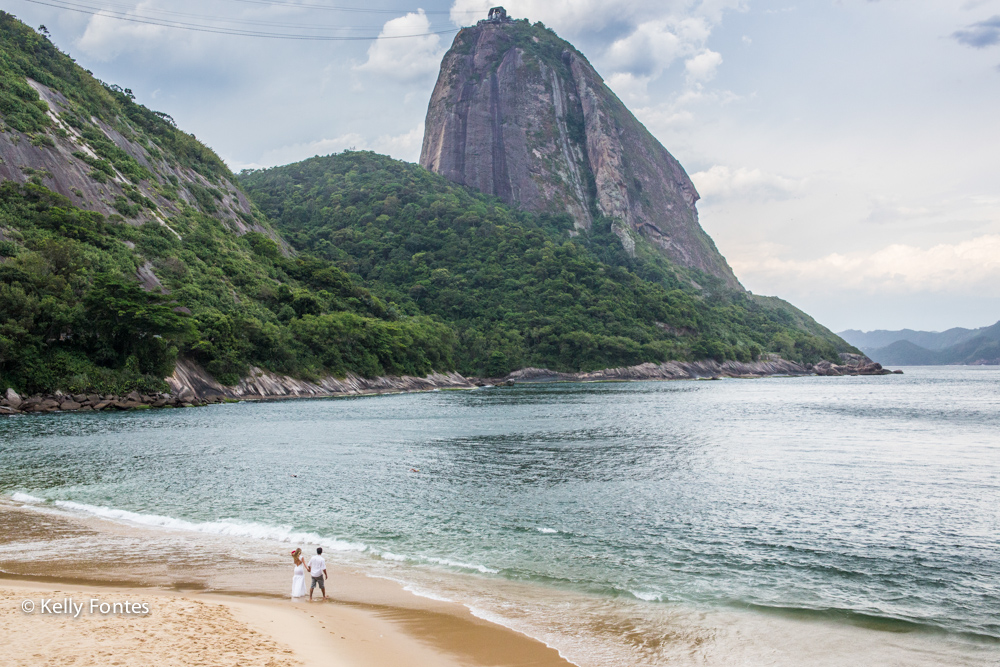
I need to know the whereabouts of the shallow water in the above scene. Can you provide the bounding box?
[1,367,998,665]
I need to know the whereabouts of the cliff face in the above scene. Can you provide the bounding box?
[421,20,741,289]
[0,78,266,238]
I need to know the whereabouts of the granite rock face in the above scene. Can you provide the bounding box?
[0,79,269,238]
[421,20,741,288]
[166,358,474,401]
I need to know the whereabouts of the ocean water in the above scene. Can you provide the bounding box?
[1,367,998,665]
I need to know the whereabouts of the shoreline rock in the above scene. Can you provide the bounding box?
[483,353,899,385]
[0,354,902,418]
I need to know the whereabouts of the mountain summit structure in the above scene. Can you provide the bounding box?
[420,12,740,288]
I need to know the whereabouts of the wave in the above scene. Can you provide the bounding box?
[425,556,499,574]
[9,491,502,578]
[403,584,455,603]
[25,497,369,553]
[631,590,666,602]
[740,602,1000,643]
[11,492,44,504]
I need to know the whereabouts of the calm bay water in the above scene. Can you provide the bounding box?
[1,367,998,664]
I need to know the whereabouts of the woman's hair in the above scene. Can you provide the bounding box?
[292,548,302,558]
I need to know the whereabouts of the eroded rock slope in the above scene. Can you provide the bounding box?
[421,18,740,288]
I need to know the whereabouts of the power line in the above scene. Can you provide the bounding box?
[22,0,466,40]
[29,0,399,31]
[227,0,480,16]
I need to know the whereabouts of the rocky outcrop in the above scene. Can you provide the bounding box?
[166,358,473,401]
[420,18,741,288]
[1,354,900,417]
[0,359,475,417]
[0,388,227,415]
[498,353,898,383]
[0,79,270,239]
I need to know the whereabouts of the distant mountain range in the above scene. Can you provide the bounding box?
[839,322,1000,366]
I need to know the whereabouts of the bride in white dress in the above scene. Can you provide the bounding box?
[291,548,309,599]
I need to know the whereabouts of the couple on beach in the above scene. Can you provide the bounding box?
[291,547,328,601]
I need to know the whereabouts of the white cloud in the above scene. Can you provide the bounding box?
[732,235,1000,295]
[865,197,937,224]
[356,10,445,81]
[254,124,425,168]
[605,17,704,78]
[606,72,654,103]
[685,49,723,82]
[450,0,740,79]
[76,2,169,61]
[692,165,804,200]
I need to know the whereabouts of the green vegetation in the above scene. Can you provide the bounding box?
[0,11,229,185]
[0,182,454,394]
[241,152,853,377]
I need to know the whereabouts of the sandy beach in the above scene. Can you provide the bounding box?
[0,501,571,667]
[2,576,571,667]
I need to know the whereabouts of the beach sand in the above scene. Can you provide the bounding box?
[2,577,571,667]
[0,502,572,667]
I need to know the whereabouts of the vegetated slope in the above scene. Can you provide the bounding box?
[0,14,453,395]
[421,17,740,288]
[241,151,854,377]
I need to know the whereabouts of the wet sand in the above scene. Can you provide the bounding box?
[0,503,572,667]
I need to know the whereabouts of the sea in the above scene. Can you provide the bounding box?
[1,367,997,666]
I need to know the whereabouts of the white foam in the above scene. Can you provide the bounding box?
[379,551,408,562]
[49,500,367,553]
[537,527,558,534]
[11,492,44,504]
[631,590,664,602]
[403,584,454,603]
[425,556,499,574]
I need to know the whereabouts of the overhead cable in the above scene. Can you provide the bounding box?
[22,0,463,40]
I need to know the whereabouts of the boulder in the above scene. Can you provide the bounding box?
[72,394,88,403]
[59,400,82,411]
[5,388,22,409]
[86,394,101,404]
[0,405,21,416]
[126,391,143,403]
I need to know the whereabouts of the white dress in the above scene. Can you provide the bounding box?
[291,563,308,598]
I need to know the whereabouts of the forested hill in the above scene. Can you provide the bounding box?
[0,13,453,396]
[240,152,855,377]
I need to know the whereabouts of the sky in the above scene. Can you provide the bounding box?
[7,0,1000,333]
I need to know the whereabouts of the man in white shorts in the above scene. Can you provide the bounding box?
[308,547,328,601]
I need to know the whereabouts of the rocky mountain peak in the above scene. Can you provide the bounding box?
[420,18,741,289]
